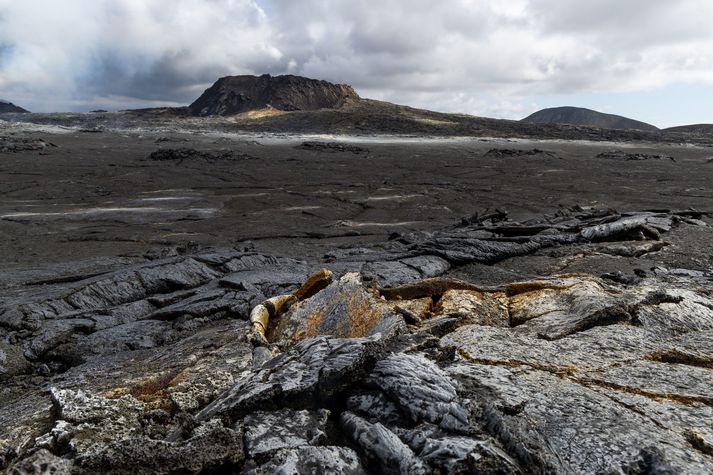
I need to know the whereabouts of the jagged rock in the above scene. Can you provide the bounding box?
[144,287,252,321]
[361,255,451,287]
[60,258,219,312]
[270,273,404,343]
[1,208,711,473]
[74,419,244,474]
[340,412,429,475]
[367,353,471,433]
[346,390,407,426]
[220,261,312,297]
[435,289,508,326]
[387,297,432,324]
[632,288,713,337]
[392,208,691,268]
[48,388,144,460]
[22,318,97,360]
[55,320,177,362]
[394,424,522,474]
[580,214,672,241]
[243,446,365,474]
[0,341,30,380]
[414,236,543,265]
[189,74,359,116]
[242,409,329,457]
[597,240,668,257]
[197,334,386,421]
[0,392,52,469]
[5,449,72,474]
[442,324,658,373]
[506,275,629,340]
[447,363,713,473]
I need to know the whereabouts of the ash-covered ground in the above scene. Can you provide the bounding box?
[1,115,713,473]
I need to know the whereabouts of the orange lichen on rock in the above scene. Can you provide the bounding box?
[128,369,182,401]
[270,273,396,343]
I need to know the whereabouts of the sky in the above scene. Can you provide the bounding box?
[1,0,712,128]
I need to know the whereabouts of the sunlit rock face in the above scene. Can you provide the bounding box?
[189,74,360,116]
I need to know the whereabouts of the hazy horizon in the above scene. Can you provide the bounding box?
[1,0,712,128]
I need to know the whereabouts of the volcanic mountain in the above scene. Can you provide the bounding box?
[189,74,360,116]
[522,106,658,132]
[0,100,29,113]
[664,124,713,134]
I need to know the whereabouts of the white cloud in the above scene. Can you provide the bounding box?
[1,0,713,120]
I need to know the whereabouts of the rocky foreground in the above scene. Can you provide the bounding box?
[2,208,713,473]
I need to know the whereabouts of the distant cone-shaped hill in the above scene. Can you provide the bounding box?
[0,100,29,113]
[522,106,658,132]
[664,124,713,134]
[189,74,360,117]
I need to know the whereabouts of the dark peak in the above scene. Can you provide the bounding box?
[189,74,360,117]
[522,106,658,132]
[663,123,713,134]
[0,100,30,113]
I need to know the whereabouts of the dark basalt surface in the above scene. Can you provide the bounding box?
[189,74,360,117]
[2,203,712,473]
[2,116,713,473]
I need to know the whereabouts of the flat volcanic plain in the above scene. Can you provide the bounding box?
[1,115,713,473]
[2,123,712,279]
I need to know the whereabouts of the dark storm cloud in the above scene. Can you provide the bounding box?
[84,51,229,103]
[0,0,712,117]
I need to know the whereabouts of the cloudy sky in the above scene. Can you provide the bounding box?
[1,0,712,127]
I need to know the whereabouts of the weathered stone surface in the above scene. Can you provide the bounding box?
[243,409,329,457]
[197,334,386,421]
[346,390,407,426]
[507,275,630,340]
[416,236,543,265]
[243,446,365,474]
[361,255,451,287]
[341,412,429,475]
[0,340,30,380]
[368,353,471,433]
[394,424,522,474]
[436,289,508,326]
[580,213,672,241]
[1,208,711,473]
[442,324,658,372]
[75,419,244,474]
[270,273,403,343]
[447,363,713,473]
[633,287,713,337]
[5,449,72,475]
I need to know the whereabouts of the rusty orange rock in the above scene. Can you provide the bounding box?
[270,273,400,343]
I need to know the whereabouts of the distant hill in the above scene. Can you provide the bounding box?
[664,124,713,134]
[522,106,658,132]
[189,74,360,117]
[0,100,29,113]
